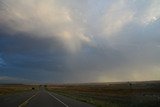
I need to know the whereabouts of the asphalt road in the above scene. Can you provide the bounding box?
[0,89,94,107]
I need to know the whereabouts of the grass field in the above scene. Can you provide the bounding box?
[0,84,38,95]
[47,81,160,107]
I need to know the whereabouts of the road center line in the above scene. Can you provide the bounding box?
[18,92,39,107]
[47,91,69,107]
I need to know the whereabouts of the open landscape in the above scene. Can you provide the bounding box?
[0,84,93,107]
[1,0,160,107]
[0,84,38,95]
[0,81,160,107]
[47,81,160,107]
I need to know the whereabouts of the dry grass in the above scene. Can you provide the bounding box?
[0,84,38,95]
[47,81,160,107]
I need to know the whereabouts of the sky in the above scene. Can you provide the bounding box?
[0,0,160,83]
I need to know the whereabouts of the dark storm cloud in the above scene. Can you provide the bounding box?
[0,32,67,69]
[0,25,70,83]
[0,29,126,82]
[0,57,5,67]
[0,0,160,83]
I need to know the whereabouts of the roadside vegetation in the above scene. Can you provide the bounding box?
[0,84,38,95]
[47,81,160,107]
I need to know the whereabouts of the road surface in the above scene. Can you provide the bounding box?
[0,89,94,107]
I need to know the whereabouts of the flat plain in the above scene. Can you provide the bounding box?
[0,84,93,107]
[0,81,160,107]
[47,81,160,107]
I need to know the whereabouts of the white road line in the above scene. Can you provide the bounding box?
[18,92,39,107]
[47,91,69,107]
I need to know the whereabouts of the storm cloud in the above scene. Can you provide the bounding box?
[0,0,160,83]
